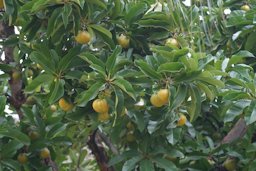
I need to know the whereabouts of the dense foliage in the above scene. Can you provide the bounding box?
[1,0,256,170]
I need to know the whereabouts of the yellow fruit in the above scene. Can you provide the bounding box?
[157,89,170,104]
[165,38,179,48]
[150,94,164,107]
[92,99,109,113]
[223,158,236,171]
[25,96,36,105]
[177,114,187,126]
[75,31,91,44]
[126,122,135,131]
[17,153,28,164]
[117,34,130,48]
[36,64,42,70]
[98,112,110,122]
[40,148,50,159]
[241,5,250,11]
[58,98,74,112]
[0,0,4,9]
[50,105,57,112]
[126,132,135,142]
[28,131,39,140]
[12,71,21,81]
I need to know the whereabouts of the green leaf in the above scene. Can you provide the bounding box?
[122,156,142,171]
[171,84,187,110]
[0,128,30,146]
[48,79,65,104]
[153,158,178,171]
[228,50,255,67]
[87,0,107,9]
[0,96,6,116]
[108,150,140,166]
[58,46,81,72]
[140,159,154,171]
[245,100,256,125]
[188,86,201,122]
[197,77,225,88]
[113,78,136,100]
[106,46,122,76]
[76,82,105,107]
[62,4,72,28]
[47,123,67,138]
[89,24,115,49]
[30,51,56,74]
[224,100,250,123]
[113,86,124,116]
[197,82,215,101]
[1,140,23,158]
[79,52,105,69]
[157,62,184,73]
[1,159,20,171]
[125,3,148,25]
[25,74,54,93]
[135,60,162,79]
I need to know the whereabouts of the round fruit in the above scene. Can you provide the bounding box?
[177,114,187,126]
[157,89,170,104]
[165,38,179,48]
[92,99,109,113]
[75,31,91,44]
[25,96,36,105]
[40,148,50,159]
[98,112,110,122]
[28,131,39,140]
[58,98,74,112]
[50,105,57,112]
[12,71,21,81]
[117,34,130,48]
[223,158,236,171]
[0,0,4,9]
[150,94,163,107]
[17,153,28,164]
[126,132,135,142]
[126,122,135,131]
[241,5,250,11]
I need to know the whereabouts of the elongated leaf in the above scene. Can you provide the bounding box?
[79,52,105,69]
[109,150,140,166]
[158,62,184,73]
[113,86,124,116]
[113,78,136,100]
[228,50,255,67]
[140,159,154,171]
[76,82,105,107]
[30,51,55,73]
[153,158,178,171]
[245,100,256,125]
[90,24,115,49]
[171,84,187,109]
[62,4,72,28]
[197,82,215,101]
[0,96,6,116]
[125,3,148,24]
[25,74,54,93]
[122,156,142,171]
[0,128,30,146]
[135,60,162,79]
[48,79,65,104]
[58,46,81,72]
[106,46,122,76]
[188,86,201,122]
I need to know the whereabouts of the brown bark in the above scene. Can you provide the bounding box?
[87,129,115,171]
[0,20,59,171]
[0,21,25,118]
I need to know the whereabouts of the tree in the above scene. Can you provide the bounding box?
[0,0,256,170]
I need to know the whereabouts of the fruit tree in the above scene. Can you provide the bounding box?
[1,0,256,170]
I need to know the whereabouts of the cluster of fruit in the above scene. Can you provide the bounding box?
[150,89,187,126]
[17,148,50,164]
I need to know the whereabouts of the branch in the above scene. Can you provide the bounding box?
[87,129,115,171]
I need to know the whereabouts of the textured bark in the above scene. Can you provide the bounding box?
[0,21,25,118]
[221,118,247,144]
[87,129,115,171]
[0,21,59,171]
